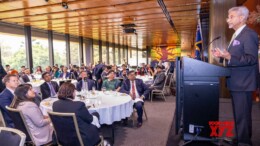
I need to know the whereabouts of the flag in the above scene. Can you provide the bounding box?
[194,25,202,60]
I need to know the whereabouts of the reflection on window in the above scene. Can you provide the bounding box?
[32,37,49,70]
[93,44,99,64]
[115,47,119,65]
[0,33,26,70]
[70,41,79,65]
[109,46,113,65]
[53,40,66,66]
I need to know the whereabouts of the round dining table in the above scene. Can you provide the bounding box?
[40,91,134,125]
[136,75,154,84]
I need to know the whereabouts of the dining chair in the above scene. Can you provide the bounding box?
[0,127,26,146]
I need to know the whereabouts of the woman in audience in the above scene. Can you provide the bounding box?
[52,66,60,78]
[11,84,53,146]
[53,82,101,146]
[35,66,43,74]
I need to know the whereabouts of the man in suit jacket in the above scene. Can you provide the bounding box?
[76,71,96,91]
[120,71,150,127]
[150,65,166,90]
[59,67,71,79]
[20,68,34,83]
[0,64,7,92]
[0,74,19,127]
[212,6,259,146]
[93,61,104,90]
[40,72,59,99]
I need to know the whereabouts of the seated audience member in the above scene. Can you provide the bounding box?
[146,64,154,76]
[0,64,7,92]
[9,70,19,76]
[76,71,95,91]
[102,70,121,91]
[20,68,35,83]
[52,66,60,79]
[150,65,166,90]
[45,66,53,76]
[53,82,101,146]
[59,67,71,79]
[5,65,11,73]
[101,66,111,80]
[35,66,43,74]
[119,64,129,77]
[0,74,19,127]
[120,71,150,127]
[111,65,119,77]
[18,66,25,77]
[119,70,128,81]
[40,72,59,99]
[11,84,53,146]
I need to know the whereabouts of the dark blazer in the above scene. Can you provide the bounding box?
[153,72,166,90]
[40,81,59,100]
[0,88,14,127]
[76,79,96,91]
[226,26,259,91]
[59,72,71,79]
[120,79,150,99]
[53,99,100,146]
[93,64,104,80]
[0,64,7,92]
[21,74,34,83]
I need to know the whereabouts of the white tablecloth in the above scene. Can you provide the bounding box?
[136,75,153,84]
[28,79,77,94]
[40,91,134,125]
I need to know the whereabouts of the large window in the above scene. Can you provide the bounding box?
[102,41,107,64]
[138,50,147,65]
[128,47,137,66]
[32,37,49,70]
[0,33,26,70]
[93,40,99,64]
[109,46,113,65]
[53,40,66,66]
[115,46,119,65]
[70,41,80,65]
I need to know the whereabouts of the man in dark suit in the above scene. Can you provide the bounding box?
[20,68,34,83]
[93,61,104,90]
[0,64,7,92]
[76,71,96,91]
[0,74,19,127]
[120,71,150,127]
[40,72,59,99]
[212,6,259,146]
[59,67,71,79]
[150,65,166,90]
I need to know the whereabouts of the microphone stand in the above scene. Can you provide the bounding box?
[203,36,221,62]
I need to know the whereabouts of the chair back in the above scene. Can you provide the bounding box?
[48,111,84,146]
[0,127,26,146]
[165,73,173,88]
[5,106,34,143]
[0,108,6,127]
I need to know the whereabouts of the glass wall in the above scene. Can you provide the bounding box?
[31,37,49,71]
[138,50,147,65]
[128,47,137,66]
[70,41,80,65]
[115,46,119,65]
[0,33,26,70]
[102,41,107,64]
[109,45,113,65]
[53,40,66,66]
[93,40,99,64]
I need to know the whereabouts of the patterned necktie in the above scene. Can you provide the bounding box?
[48,82,56,97]
[131,81,136,100]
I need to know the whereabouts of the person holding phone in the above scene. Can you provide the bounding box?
[76,71,96,91]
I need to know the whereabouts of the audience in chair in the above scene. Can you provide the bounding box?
[11,84,54,146]
[0,74,19,127]
[102,70,121,91]
[150,65,166,90]
[53,82,101,146]
[120,71,150,127]
[20,68,34,83]
[59,67,71,79]
[40,72,59,100]
[76,71,96,91]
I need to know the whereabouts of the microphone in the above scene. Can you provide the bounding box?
[204,36,221,52]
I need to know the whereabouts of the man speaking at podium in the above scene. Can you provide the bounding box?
[212,6,259,146]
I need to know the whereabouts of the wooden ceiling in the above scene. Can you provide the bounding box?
[0,0,209,49]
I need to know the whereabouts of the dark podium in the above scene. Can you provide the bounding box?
[175,57,231,141]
